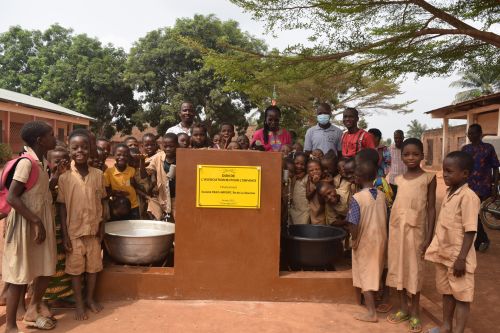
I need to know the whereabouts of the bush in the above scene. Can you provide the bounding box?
[0,143,13,165]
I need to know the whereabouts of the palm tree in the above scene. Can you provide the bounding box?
[406,119,428,140]
[450,67,500,103]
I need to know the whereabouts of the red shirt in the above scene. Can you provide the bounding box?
[341,129,375,157]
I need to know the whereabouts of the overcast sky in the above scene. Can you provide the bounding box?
[1,0,466,139]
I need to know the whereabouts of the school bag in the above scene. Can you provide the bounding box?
[0,153,40,215]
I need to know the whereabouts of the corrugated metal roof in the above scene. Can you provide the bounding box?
[425,92,500,115]
[0,88,95,121]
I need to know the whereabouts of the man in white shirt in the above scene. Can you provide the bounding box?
[304,103,343,157]
[166,101,196,135]
[388,129,407,184]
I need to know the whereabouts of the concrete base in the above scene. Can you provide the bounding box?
[96,266,356,303]
[97,150,356,304]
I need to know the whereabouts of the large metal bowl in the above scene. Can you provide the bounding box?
[285,224,346,269]
[104,220,175,265]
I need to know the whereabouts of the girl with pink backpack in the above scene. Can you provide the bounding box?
[2,121,58,332]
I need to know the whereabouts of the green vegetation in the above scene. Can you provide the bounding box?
[450,65,500,103]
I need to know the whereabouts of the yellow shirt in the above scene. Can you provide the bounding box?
[425,184,480,273]
[104,166,139,208]
[57,164,106,239]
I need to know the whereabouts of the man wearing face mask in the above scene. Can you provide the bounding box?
[304,103,343,157]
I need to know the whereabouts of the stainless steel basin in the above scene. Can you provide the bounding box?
[104,220,175,265]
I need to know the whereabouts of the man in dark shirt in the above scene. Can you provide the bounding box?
[462,124,499,252]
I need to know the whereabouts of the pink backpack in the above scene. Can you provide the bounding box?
[0,154,40,215]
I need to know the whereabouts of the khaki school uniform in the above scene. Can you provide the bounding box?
[351,189,387,292]
[2,148,57,284]
[425,184,479,302]
[308,182,326,225]
[146,151,173,219]
[387,172,435,295]
[289,175,310,225]
[134,168,152,219]
[333,174,354,217]
[57,163,106,275]
[324,177,338,226]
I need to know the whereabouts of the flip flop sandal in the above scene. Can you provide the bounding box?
[23,316,56,330]
[387,310,410,324]
[376,303,393,313]
[409,317,423,333]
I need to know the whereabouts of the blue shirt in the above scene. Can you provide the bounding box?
[304,124,343,155]
[462,142,499,200]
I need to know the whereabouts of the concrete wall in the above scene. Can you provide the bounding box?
[476,111,499,136]
[422,125,467,170]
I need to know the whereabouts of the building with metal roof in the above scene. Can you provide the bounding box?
[423,92,500,168]
[0,88,94,153]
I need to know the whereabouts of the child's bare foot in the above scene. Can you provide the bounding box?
[23,305,38,323]
[354,312,378,323]
[74,303,88,321]
[39,302,54,319]
[86,299,103,313]
[16,305,26,321]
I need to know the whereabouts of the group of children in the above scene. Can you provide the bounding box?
[1,119,480,333]
[282,137,479,333]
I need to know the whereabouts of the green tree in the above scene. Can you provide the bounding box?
[0,24,139,136]
[230,0,500,76]
[406,119,428,139]
[383,137,393,146]
[450,65,500,102]
[358,117,368,130]
[125,14,267,135]
[204,46,413,137]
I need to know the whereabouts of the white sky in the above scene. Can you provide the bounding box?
[0,0,467,139]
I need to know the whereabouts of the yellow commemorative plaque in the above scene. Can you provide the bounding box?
[196,165,261,209]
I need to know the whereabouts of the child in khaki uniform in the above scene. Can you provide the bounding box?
[289,153,309,225]
[58,131,107,321]
[386,139,437,332]
[347,160,387,323]
[306,159,326,224]
[146,133,177,220]
[425,151,480,333]
[3,121,58,332]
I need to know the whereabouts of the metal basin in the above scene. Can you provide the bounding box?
[104,220,175,265]
[285,224,346,269]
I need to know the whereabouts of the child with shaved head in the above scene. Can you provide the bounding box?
[347,159,387,323]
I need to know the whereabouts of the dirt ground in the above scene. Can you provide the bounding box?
[2,300,440,333]
[0,171,497,332]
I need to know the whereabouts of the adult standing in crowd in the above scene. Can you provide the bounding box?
[341,107,375,158]
[166,101,196,135]
[462,124,499,252]
[304,103,343,157]
[388,129,407,185]
[251,105,292,152]
[368,128,391,177]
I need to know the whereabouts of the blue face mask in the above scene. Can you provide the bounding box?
[317,114,331,125]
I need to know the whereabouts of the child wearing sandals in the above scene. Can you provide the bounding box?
[425,151,479,333]
[3,121,58,332]
[386,138,437,332]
